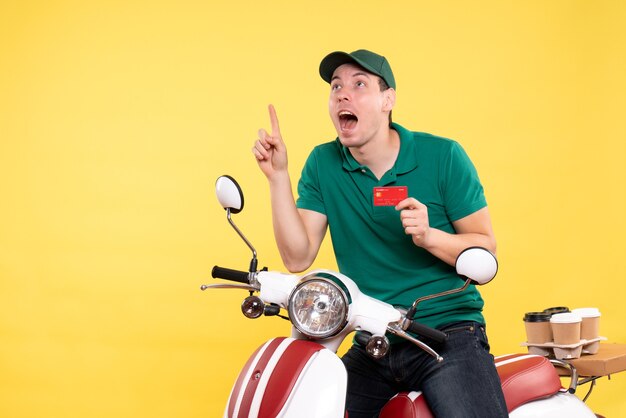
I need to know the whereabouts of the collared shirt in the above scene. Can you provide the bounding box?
[296,122,488,329]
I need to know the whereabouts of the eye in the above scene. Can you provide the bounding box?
[331,83,341,91]
[356,80,366,88]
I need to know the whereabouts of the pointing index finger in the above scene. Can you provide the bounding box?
[268,104,281,136]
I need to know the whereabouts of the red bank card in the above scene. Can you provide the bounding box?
[373,186,408,206]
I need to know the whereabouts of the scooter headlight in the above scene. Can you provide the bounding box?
[288,278,348,339]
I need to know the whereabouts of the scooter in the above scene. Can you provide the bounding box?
[202,175,600,418]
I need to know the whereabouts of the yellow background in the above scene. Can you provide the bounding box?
[1,1,625,417]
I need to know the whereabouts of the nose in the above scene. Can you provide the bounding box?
[336,88,350,102]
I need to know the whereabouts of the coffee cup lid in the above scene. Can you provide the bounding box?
[524,312,551,322]
[550,312,582,323]
[572,307,601,318]
[543,306,570,315]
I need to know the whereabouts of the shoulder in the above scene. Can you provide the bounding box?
[395,123,459,152]
[405,132,462,164]
[305,140,342,165]
[412,131,458,150]
[311,139,341,155]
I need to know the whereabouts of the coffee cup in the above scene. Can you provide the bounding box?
[572,308,601,354]
[550,312,582,345]
[571,308,601,340]
[524,312,552,344]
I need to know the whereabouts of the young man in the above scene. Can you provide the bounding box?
[252,49,508,417]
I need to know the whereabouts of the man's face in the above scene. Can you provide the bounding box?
[328,63,393,148]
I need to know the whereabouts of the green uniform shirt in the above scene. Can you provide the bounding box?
[296,123,488,329]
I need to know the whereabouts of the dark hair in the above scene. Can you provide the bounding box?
[378,78,393,126]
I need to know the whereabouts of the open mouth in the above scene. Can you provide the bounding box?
[339,111,358,132]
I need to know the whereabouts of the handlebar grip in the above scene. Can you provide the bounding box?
[354,331,372,347]
[406,321,448,343]
[211,266,250,284]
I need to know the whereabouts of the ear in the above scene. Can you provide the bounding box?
[382,88,396,112]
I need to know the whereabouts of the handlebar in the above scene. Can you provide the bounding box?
[211,266,250,284]
[406,321,448,343]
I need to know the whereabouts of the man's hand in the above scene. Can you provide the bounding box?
[396,198,431,248]
[253,104,288,180]
[396,200,496,266]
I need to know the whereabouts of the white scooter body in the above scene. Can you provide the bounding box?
[221,270,597,418]
[510,392,595,417]
[223,337,346,418]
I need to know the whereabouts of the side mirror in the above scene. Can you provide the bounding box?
[215,175,244,214]
[214,175,257,272]
[455,247,498,285]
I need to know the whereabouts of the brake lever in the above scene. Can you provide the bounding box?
[200,283,259,291]
[387,323,444,362]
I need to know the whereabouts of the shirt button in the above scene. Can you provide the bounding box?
[361,169,366,173]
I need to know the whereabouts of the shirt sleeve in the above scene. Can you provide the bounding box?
[296,148,326,215]
[442,141,487,222]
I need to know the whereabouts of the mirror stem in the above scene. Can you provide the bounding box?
[226,208,258,272]
[406,279,471,320]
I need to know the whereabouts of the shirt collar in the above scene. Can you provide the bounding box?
[339,122,419,174]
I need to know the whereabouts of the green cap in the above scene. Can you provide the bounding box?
[319,49,396,90]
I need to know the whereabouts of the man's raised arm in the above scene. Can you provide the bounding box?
[252,105,327,272]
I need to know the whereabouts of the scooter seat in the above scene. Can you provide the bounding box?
[495,353,563,412]
[379,353,562,417]
[379,391,434,418]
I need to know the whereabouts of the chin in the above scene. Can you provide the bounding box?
[337,135,363,148]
